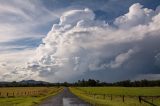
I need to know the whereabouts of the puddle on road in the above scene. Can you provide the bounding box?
[63,98,89,106]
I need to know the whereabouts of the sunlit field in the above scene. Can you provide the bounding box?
[70,87,160,106]
[0,87,62,106]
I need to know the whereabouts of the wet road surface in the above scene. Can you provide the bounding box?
[39,88,92,106]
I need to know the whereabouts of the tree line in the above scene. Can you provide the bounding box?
[0,79,160,87]
[64,79,160,87]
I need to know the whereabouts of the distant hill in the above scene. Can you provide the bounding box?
[19,80,49,85]
[0,80,52,87]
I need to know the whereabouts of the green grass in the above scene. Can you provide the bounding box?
[0,87,63,106]
[77,87,160,96]
[70,87,160,106]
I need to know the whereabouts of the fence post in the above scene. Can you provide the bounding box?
[122,95,124,102]
[103,94,105,99]
[139,96,141,103]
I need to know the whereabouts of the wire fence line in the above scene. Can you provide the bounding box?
[75,88,160,106]
[0,87,62,97]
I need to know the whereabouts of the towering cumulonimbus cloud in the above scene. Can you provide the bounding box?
[27,3,160,82]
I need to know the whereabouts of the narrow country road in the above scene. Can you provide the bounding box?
[39,88,92,106]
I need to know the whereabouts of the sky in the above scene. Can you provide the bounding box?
[0,0,160,82]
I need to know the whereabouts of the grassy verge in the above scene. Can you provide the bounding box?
[69,87,160,106]
[0,88,63,106]
[77,87,160,96]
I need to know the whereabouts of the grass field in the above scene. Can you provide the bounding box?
[70,87,160,106]
[0,87,62,106]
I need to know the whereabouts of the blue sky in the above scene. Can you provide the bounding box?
[0,0,160,82]
[1,0,160,50]
[0,0,160,50]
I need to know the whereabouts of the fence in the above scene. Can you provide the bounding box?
[76,88,160,106]
[0,87,62,97]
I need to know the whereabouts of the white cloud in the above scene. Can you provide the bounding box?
[0,49,38,81]
[1,3,160,82]
[0,3,31,21]
[0,49,34,70]
[0,0,58,42]
[108,49,135,68]
[24,3,160,82]
[0,1,59,81]
[114,3,154,29]
[60,8,95,25]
